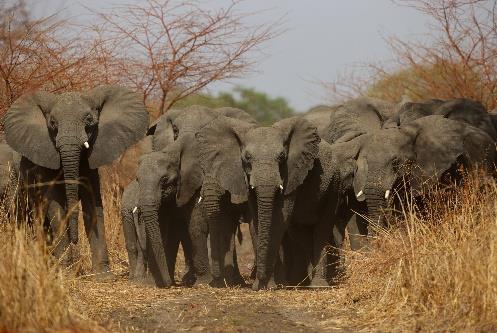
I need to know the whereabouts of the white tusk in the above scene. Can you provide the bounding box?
[250,185,254,189]
[279,184,284,191]
[385,190,390,200]
[198,196,202,204]
[132,206,138,214]
[83,141,90,149]
[356,190,363,198]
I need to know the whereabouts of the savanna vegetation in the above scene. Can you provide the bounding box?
[1,0,497,332]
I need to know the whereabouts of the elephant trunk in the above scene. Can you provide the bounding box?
[365,186,387,228]
[255,185,277,288]
[59,144,82,244]
[202,180,225,281]
[140,202,172,287]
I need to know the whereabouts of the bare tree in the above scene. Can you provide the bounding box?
[0,1,115,123]
[93,0,279,115]
[326,0,497,110]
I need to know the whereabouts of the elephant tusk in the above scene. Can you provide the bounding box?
[250,185,254,189]
[198,196,202,204]
[83,141,90,149]
[132,206,138,214]
[356,190,363,198]
[279,184,284,191]
[385,190,390,200]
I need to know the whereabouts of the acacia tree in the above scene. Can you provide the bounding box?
[94,0,278,115]
[327,0,497,110]
[0,1,117,123]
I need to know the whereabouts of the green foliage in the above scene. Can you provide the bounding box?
[174,86,295,125]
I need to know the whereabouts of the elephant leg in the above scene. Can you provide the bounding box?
[47,198,73,268]
[222,208,245,287]
[285,226,312,286]
[310,218,334,286]
[347,199,369,251]
[347,213,368,251]
[80,169,113,280]
[122,206,139,280]
[249,219,258,280]
[187,200,211,285]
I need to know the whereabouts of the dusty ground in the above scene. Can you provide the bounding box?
[71,225,354,333]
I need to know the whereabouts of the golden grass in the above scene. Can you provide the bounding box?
[337,174,497,332]
[0,222,82,333]
[1,168,497,332]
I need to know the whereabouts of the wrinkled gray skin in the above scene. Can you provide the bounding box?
[318,97,399,143]
[4,86,148,276]
[136,105,255,288]
[332,116,496,249]
[386,98,497,140]
[121,180,147,281]
[197,116,342,289]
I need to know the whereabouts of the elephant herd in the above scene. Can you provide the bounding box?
[0,86,495,290]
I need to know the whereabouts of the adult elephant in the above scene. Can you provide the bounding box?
[388,98,497,140]
[132,105,256,288]
[335,115,496,237]
[5,86,148,277]
[197,116,348,289]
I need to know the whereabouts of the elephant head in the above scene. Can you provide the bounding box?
[5,86,148,244]
[346,115,495,225]
[196,116,320,289]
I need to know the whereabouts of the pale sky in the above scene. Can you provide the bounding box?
[35,0,430,111]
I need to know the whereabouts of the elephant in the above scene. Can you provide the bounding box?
[197,115,348,289]
[321,97,398,141]
[4,86,148,277]
[387,98,497,140]
[129,105,256,288]
[330,115,496,250]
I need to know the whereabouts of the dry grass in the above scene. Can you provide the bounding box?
[335,174,497,332]
[1,168,497,332]
[0,221,96,332]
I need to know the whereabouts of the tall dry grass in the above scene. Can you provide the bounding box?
[0,220,80,332]
[339,173,497,332]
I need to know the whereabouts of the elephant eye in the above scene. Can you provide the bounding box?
[242,151,252,162]
[172,125,179,140]
[85,114,96,127]
[48,116,58,130]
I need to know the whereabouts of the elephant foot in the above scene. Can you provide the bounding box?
[193,272,213,286]
[227,273,247,287]
[209,277,230,288]
[133,274,157,287]
[252,278,280,291]
[181,270,197,287]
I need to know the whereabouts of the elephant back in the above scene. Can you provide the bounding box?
[392,98,497,140]
[302,105,339,137]
[324,97,393,144]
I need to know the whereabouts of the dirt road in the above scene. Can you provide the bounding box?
[72,279,353,333]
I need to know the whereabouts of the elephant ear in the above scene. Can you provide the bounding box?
[176,134,204,206]
[152,113,176,150]
[196,116,255,204]
[86,86,149,168]
[329,136,364,193]
[404,116,471,192]
[274,117,321,195]
[4,91,59,169]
